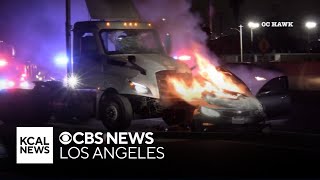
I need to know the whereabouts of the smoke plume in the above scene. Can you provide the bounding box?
[133,0,216,64]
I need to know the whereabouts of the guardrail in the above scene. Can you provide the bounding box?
[221,53,320,63]
[220,54,320,91]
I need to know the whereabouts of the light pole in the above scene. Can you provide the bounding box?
[248,22,259,60]
[305,21,317,52]
[231,25,243,62]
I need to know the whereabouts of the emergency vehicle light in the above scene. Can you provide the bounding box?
[0,59,8,67]
[8,81,15,87]
[173,55,192,61]
[0,79,13,89]
[20,81,29,88]
[0,79,6,89]
[54,54,68,66]
[178,55,192,61]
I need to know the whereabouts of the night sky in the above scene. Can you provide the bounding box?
[0,0,88,61]
[198,0,320,54]
[0,0,319,60]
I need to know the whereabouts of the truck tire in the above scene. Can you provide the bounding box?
[162,108,194,126]
[100,93,133,131]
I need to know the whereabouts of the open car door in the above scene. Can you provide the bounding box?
[256,76,291,122]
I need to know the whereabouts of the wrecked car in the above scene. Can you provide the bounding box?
[192,66,265,131]
[192,63,290,131]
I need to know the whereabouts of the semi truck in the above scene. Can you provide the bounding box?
[0,0,194,131]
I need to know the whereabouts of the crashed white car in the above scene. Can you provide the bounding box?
[193,63,291,131]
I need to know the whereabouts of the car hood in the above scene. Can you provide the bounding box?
[204,93,263,112]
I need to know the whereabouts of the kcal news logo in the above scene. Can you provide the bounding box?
[16,127,53,164]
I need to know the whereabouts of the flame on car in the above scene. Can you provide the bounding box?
[167,44,249,106]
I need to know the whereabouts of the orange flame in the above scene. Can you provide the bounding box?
[168,44,248,106]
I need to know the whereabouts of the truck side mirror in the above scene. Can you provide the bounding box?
[127,55,146,75]
[107,57,127,66]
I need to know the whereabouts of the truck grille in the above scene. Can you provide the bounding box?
[156,70,191,104]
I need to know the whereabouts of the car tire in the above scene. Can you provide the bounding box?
[100,93,133,131]
[162,108,194,126]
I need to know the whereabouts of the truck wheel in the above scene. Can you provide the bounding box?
[162,108,194,126]
[100,94,133,131]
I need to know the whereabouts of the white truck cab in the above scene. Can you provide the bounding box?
[63,20,192,130]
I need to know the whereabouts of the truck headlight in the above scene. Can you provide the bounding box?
[64,75,80,89]
[129,81,149,94]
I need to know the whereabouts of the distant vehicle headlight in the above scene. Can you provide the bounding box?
[129,81,150,94]
[0,79,14,89]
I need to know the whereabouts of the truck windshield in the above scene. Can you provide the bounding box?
[101,30,163,54]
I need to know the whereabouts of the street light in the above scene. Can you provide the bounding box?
[230,25,243,62]
[305,21,317,29]
[305,21,317,44]
[248,22,260,43]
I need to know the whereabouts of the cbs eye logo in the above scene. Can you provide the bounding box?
[59,132,72,145]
